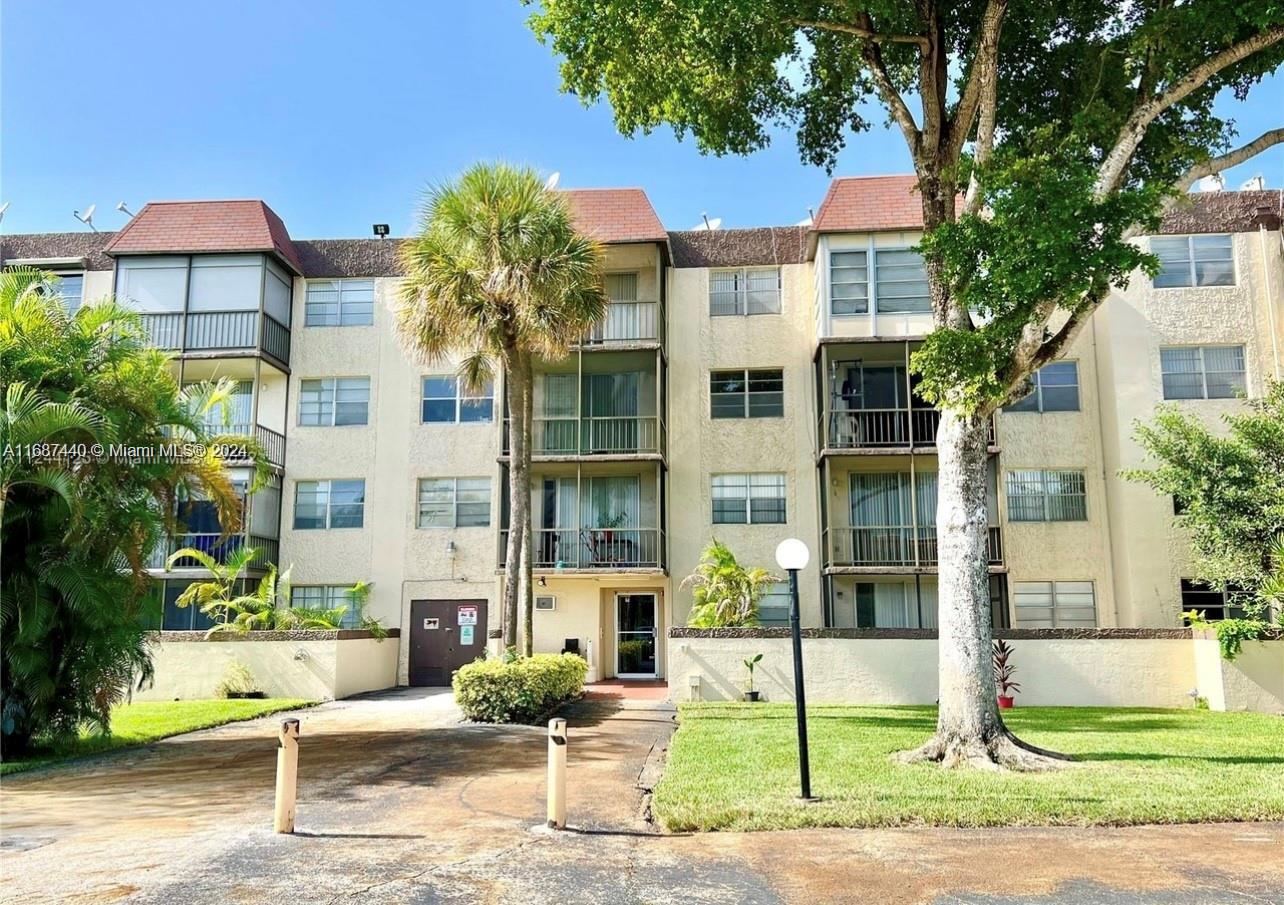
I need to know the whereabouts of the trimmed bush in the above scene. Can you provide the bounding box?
[453,653,588,723]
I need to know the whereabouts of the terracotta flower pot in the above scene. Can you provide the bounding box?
[997,695,1015,710]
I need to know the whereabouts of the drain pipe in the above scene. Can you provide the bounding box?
[1262,221,1282,379]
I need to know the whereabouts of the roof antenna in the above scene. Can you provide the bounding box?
[116,201,135,218]
[545,171,561,191]
[0,201,9,225]
[73,204,98,232]
[695,212,723,231]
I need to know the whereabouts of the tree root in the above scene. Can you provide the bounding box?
[896,729,1074,772]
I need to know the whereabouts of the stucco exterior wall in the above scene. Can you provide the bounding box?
[669,632,1283,711]
[135,634,399,701]
[667,261,823,627]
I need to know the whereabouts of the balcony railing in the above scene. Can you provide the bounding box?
[498,528,664,570]
[820,407,995,451]
[140,311,290,366]
[506,415,665,456]
[581,301,660,345]
[825,525,1003,567]
[190,422,286,468]
[146,532,278,571]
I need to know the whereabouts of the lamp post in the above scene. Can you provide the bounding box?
[775,538,814,801]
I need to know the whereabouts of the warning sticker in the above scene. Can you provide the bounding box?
[460,625,475,645]
[457,605,478,626]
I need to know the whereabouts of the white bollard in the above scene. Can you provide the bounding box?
[547,717,567,829]
[274,718,301,834]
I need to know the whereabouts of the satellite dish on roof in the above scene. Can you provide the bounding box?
[116,201,135,218]
[545,171,561,190]
[796,215,814,227]
[1193,174,1224,193]
[73,204,98,232]
[1239,175,1265,191]
[694,213,722,231]
[0,202,9,224]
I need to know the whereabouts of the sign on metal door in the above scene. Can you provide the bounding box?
[423,617,439,630]
[457,605,478,626]
[460,625,475,645]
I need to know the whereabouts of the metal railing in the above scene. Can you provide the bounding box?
[147,531,279,570]
[498,528,664,569]
[825,525,1003,567]
[582,301,660,345]
[820,406,995,450]
[508,415,665,456]
[195,422,286,468]
[138,311,290,365]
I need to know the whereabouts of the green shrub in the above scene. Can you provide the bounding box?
[452,653,588,723]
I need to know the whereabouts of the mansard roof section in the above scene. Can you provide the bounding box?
[668,227,808,268]
[103,200,304,274]
[0,231,116,270]
[1157,189,1283,234]
[561,188,668,245]
[812,174,935,233]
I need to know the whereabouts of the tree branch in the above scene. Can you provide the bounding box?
[790,18,928,48]
[955,0,1007,213]
[1175,127,1284,192]
[918,0,948,156]
[851,11,923,158]
[1096,25,1284,197]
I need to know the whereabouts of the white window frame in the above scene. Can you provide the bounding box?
[1012,580,1097,628]
[293,479,366,530]
[1005,469,1087,522]
[828,242,930,316]
[304,279,375,327]
[416,477,492,528]
[709,267,781,316]
[298,377,371,426]
[709,368,785,419]
[290,585,359,628]
[420,375,495,424]
[1159,345,1247,400]
[1004,361,1081,413]
[711,473,787,525]
[1151,234,1235,289]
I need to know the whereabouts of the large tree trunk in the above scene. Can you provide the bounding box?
[501,355,529,651]
[900,409,1068,771]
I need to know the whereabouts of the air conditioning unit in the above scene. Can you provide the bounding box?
[535,595,557,612]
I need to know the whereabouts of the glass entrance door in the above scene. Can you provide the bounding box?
[615,592,658,678]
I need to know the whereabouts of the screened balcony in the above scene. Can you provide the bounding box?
[147,472,282,573]
[823,468,1003,570]
[577,269,665,347]
[181,375,287,468]
[498,465,665,571]
[504,359,666,458]
[117,254,293,368]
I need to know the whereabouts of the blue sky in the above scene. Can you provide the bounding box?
[3,1,1281,237]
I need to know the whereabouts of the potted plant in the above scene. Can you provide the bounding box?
[742,653,764,702]
[992,639,1020,709]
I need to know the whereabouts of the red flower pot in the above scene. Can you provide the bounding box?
[997,695,1015,710]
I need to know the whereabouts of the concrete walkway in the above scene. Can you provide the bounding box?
[2,689,1282,904]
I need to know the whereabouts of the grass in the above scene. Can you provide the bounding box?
[651,704,1284,831]
[1,698,316,776]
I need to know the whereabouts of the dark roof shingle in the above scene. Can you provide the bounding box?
[668,227,808,268]
[0,231,117,270]
[1159,190,1283,234]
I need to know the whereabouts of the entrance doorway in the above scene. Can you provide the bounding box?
[615,592,658,678]
[409,599,487,686]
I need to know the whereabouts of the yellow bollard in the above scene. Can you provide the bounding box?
[547,717,567,829]
[274,718,301,834]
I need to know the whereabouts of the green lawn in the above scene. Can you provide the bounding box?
[1,698,316,776]
[651,704,1284,831]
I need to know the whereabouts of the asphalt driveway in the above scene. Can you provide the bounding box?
[2,688,1282,904]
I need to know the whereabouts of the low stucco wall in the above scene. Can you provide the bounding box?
[135,631,400,702]
[668,629,1284,712]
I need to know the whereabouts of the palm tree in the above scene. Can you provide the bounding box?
[396,163,607,654]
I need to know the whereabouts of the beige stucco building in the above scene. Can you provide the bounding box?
[4,179,1281,687]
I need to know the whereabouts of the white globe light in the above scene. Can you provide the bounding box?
[775,538,810,571]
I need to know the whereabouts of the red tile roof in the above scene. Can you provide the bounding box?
[561,188,667,244]
[813,174,939,233]
[103,200,303,273]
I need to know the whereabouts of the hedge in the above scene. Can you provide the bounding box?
[452,653,588,723]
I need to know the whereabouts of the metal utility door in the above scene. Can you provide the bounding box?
[409,599,487,686]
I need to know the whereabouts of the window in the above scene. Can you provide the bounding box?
[873,248,931,313]
[830,247,930,314]
[417,477,492,528]
[709,267,781,315]
[291,585,359,628]
[1012,581,1097,628]
[1160,346,1246,400]
[421,376,494,423]
[115,256,189,312]
[758,581,791,626]
[711,473,786,524]
[1005,361,1080,413]
[293,479,365,529]
[305,279,374,326]
[710,369,784,418]
[1179,579,1250,622]
[1005,469,1087,522]
[299,377,370,426]
[1152,235,1234,288]
[188,255,263,312]
[42,272,84,315]
[830,250,868,314]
